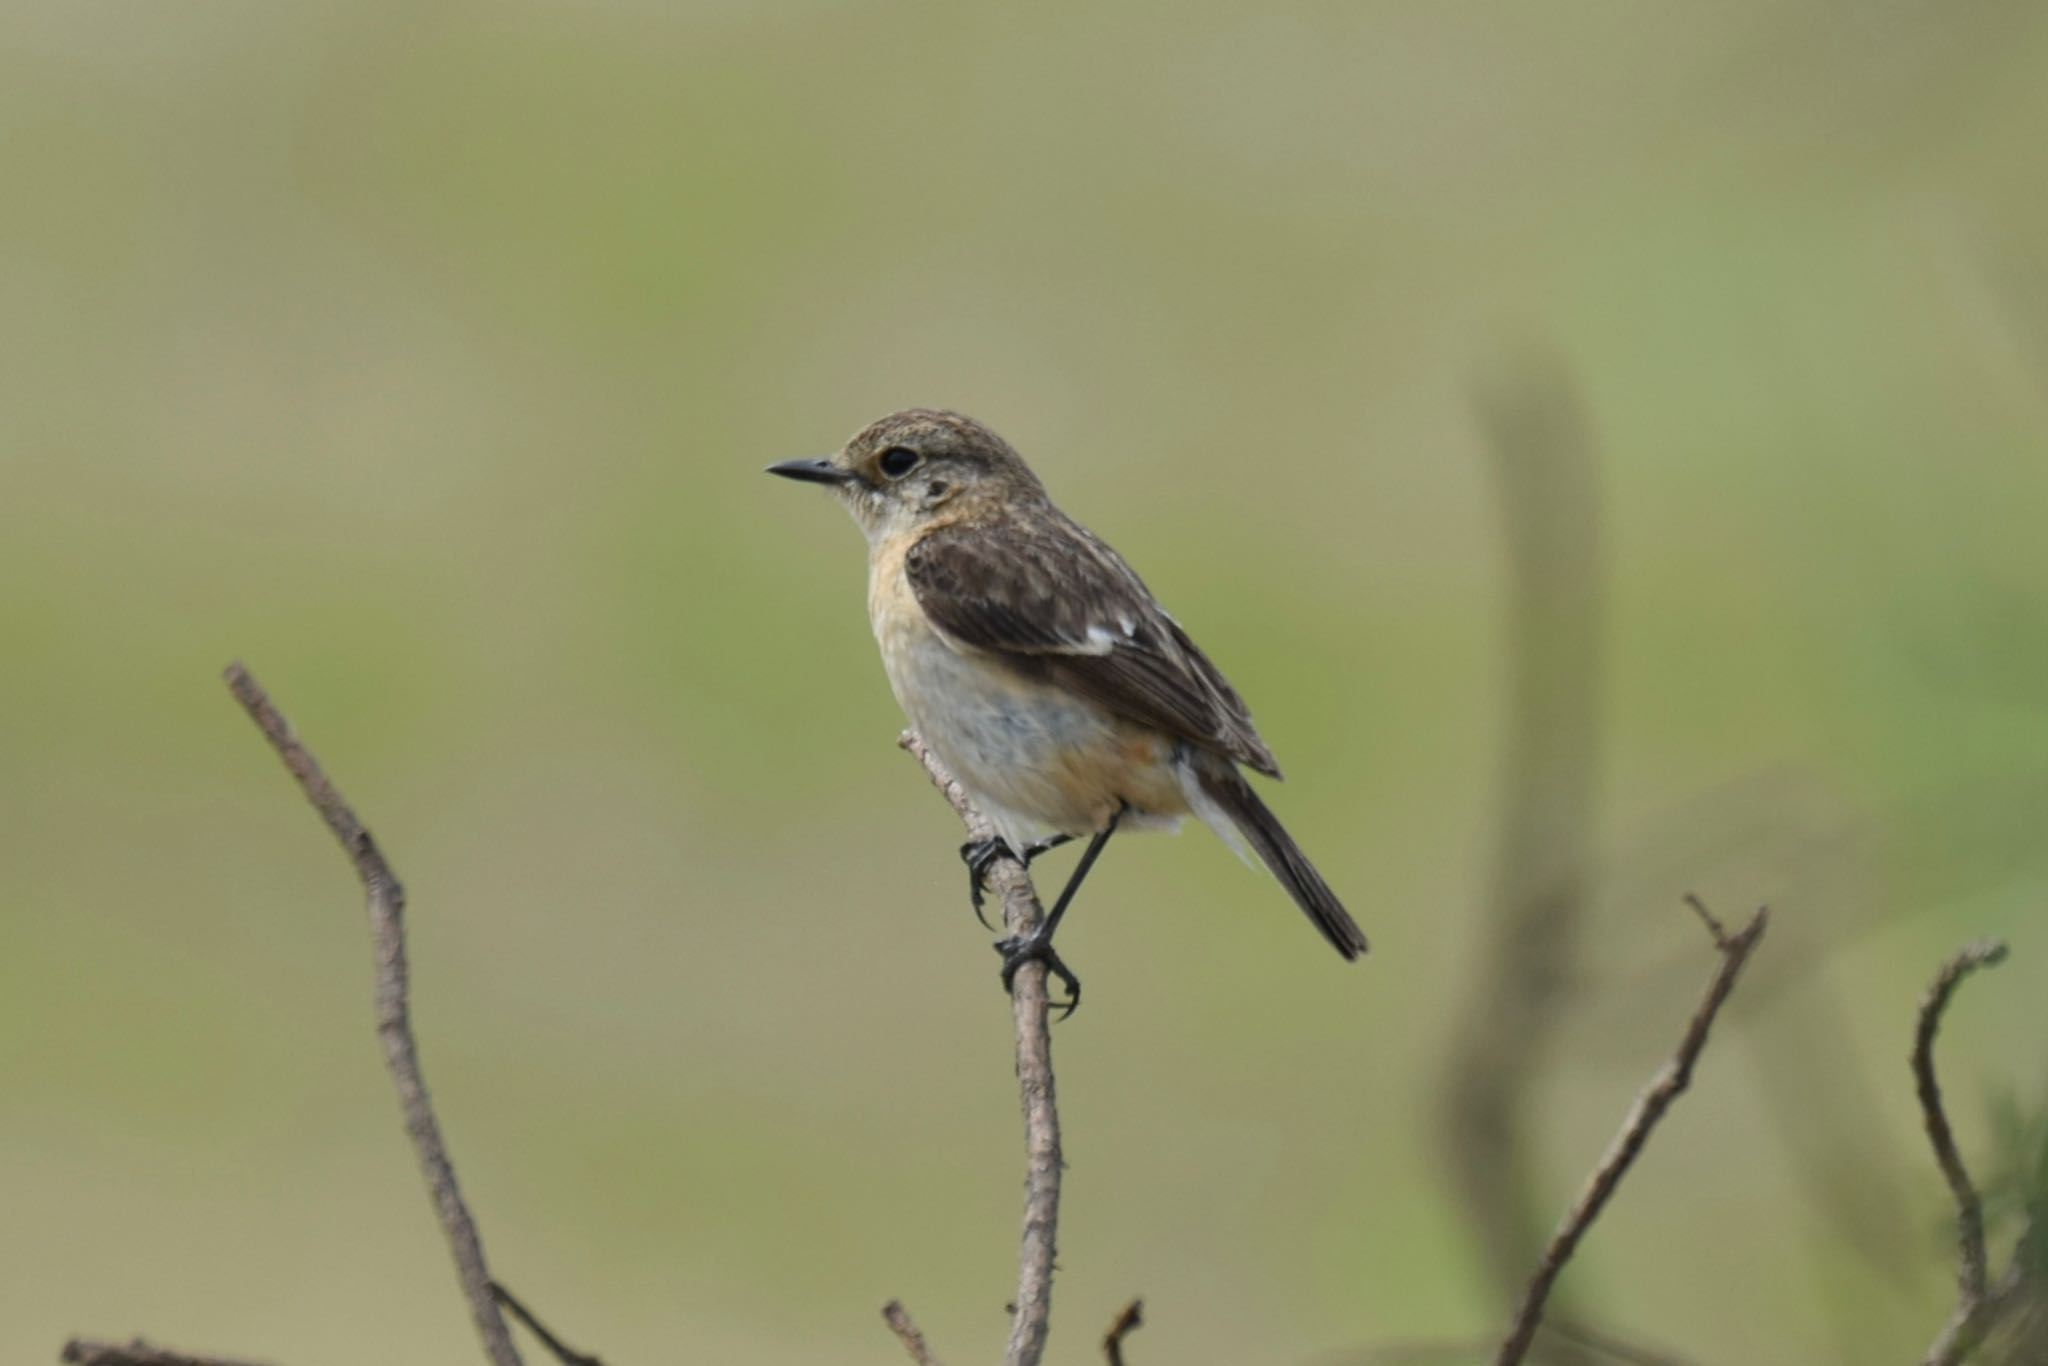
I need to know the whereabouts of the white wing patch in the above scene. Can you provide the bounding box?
[1081,615,1142,654]
[1080,625,1121,654]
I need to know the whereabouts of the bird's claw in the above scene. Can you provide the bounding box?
[959,837,1015,931]
[996,930,1081,1020]
[961,834,1086,1015]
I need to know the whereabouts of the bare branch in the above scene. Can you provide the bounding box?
[899,730,1063,1366]
[883,1301,947,1366]
[1103,1298,1144,1365]
[222,662,522,1366]
[61,1342,273,1366]
[1492,904,1769,1366]
[1912,940,2017,1366]
[1914,941,2010,1304]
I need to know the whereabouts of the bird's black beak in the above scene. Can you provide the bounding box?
[766,457,854,486]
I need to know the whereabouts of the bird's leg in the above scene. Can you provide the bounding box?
[997,806,1125,1020]
[1021,833,1076,863]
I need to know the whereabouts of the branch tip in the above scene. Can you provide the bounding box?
[882,1301,946,1366]
[1679,893,1728,947]
[1103,1297,1145,1365]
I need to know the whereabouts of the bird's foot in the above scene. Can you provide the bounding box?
[996,929,1081,1020]
[959,837,1015,932]
[959,835,1075,929]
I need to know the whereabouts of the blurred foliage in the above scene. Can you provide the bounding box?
[4,2,2048,1363]
[1983,1089,2048,1257]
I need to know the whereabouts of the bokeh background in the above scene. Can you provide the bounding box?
[6,2,2047,1362]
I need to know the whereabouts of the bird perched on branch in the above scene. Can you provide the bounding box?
[769,409,1366,1014]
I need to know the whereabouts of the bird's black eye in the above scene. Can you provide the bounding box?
[878,446,920,479]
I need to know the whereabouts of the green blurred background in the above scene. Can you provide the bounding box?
[5,2,2047,1362]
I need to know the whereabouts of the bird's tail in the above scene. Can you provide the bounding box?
[1191,764,1368,959]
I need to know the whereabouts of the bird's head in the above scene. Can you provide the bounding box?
[767,409,1045,543]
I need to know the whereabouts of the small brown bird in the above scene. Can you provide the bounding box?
[769,409,1366,1012]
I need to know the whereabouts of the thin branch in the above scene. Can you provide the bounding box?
[1914,941,2009,1304]
[883,1301,948,1366]
[1492,903,1769,1366]
[1679,893,1729,949]
[1912,939,2016,1366]
[61,1342,273,1366]
[222,662,522,1366]
[493,1283,605,1366]
[1103,1298,1144,1365]
[899,730,1063,1366]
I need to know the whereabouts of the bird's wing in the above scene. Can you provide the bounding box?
[905,518,1281,777]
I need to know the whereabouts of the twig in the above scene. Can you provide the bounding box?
[883,1300,947,1366]
[223,663,523,1366]
[899,730,1063,1366]
[1492,903,1769,1366]
[1103,1298,1144,1365]
[1679,893,1728,948]
[60,1342,273,1366]
[1914,941,2009,1305]
[493,1283,605,1366]
[1912,940,2016,1366]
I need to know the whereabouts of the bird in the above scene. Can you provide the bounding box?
[768,409,1366,1014]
